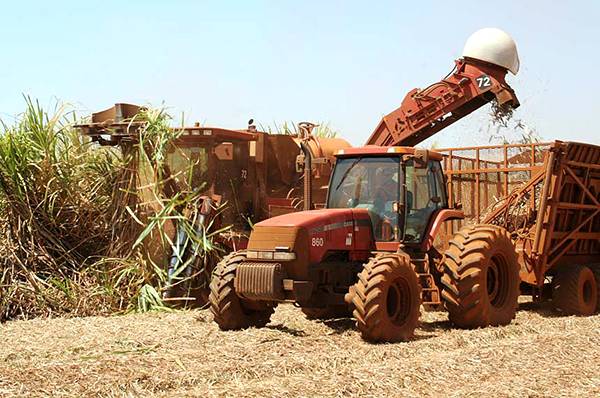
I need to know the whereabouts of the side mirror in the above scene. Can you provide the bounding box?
[413,149,429,168]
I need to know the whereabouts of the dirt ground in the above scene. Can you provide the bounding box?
[0,301,598,398]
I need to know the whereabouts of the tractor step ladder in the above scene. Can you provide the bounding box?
[411,257,441,305]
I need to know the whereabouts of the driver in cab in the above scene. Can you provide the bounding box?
[372,167,411,241]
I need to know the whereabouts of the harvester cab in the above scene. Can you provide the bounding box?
[76,106,351,306]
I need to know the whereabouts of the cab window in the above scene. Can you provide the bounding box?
[404,160,446,242]
[327,157,401,241]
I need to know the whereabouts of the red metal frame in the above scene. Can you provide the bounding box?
[367,58,519,147]
[438,141,600,286]
[335,146,443,160]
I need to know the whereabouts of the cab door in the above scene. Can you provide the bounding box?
[404,160,447,243]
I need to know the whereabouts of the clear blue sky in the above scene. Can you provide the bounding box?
[1,1,599,146]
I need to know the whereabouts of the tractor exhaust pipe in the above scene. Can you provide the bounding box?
[300,141,312,211]
[298,122,318,211]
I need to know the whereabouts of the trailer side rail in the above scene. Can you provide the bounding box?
[439,141,600,286]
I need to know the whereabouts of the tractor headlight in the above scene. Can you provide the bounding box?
[246,250,258,259]
[273,251,296,261]
[245,249,296,261]
[257,251,274,260]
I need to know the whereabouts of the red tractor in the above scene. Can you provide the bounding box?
[210,144,530,341]
[209,28,526,341]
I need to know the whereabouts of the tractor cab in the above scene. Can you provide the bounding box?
[327,146,448,244]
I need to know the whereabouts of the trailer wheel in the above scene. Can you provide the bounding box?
[441,224,520,328]
[593,267,600,313]
[349,254,421,342]
[552,265,597,316]
[209,252,274,330]
[301,305,350,320]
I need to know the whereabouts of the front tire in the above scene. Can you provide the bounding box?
[441,224,520,328]
[349,254,421,342]
[209,252,274,330]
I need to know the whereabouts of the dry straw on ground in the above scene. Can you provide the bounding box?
[0,301,598,397]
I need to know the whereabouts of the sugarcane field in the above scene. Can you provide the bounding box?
[1,2,599,398]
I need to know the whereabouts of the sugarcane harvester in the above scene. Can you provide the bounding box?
[209,28,594,342]
[77,105,350,306]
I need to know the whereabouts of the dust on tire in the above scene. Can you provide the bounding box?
[348,254,421,342]
[209,252,275,330]
[552,264,598,316]
[441,224,520,328]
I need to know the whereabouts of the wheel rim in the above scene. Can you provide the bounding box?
[487,255,509,307]
[386,277,412,326]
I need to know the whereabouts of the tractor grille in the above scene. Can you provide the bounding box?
[247,225,299,250]
[235,262,285,300]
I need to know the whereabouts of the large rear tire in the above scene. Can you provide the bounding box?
[552,265,597,316]
[349,254,421,342]
[209,252,274,330]
[441,224,520,328]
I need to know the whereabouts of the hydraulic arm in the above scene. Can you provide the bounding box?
[366,58,519,147]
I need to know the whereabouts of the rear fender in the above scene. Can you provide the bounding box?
[420,209,464,252]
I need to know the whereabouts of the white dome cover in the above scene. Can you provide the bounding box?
[462,28,520,75]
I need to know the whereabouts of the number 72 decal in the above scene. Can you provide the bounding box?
[476,75,492,89]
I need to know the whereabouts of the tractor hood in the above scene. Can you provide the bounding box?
[254,208,358,230]
[247,209,374,277]
[248,209,355,251]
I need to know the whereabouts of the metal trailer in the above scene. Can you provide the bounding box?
[439,141,600,312]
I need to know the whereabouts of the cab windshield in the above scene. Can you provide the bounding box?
[327,157,401,241]
[327,156,448,243]
[167,145,210,190]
